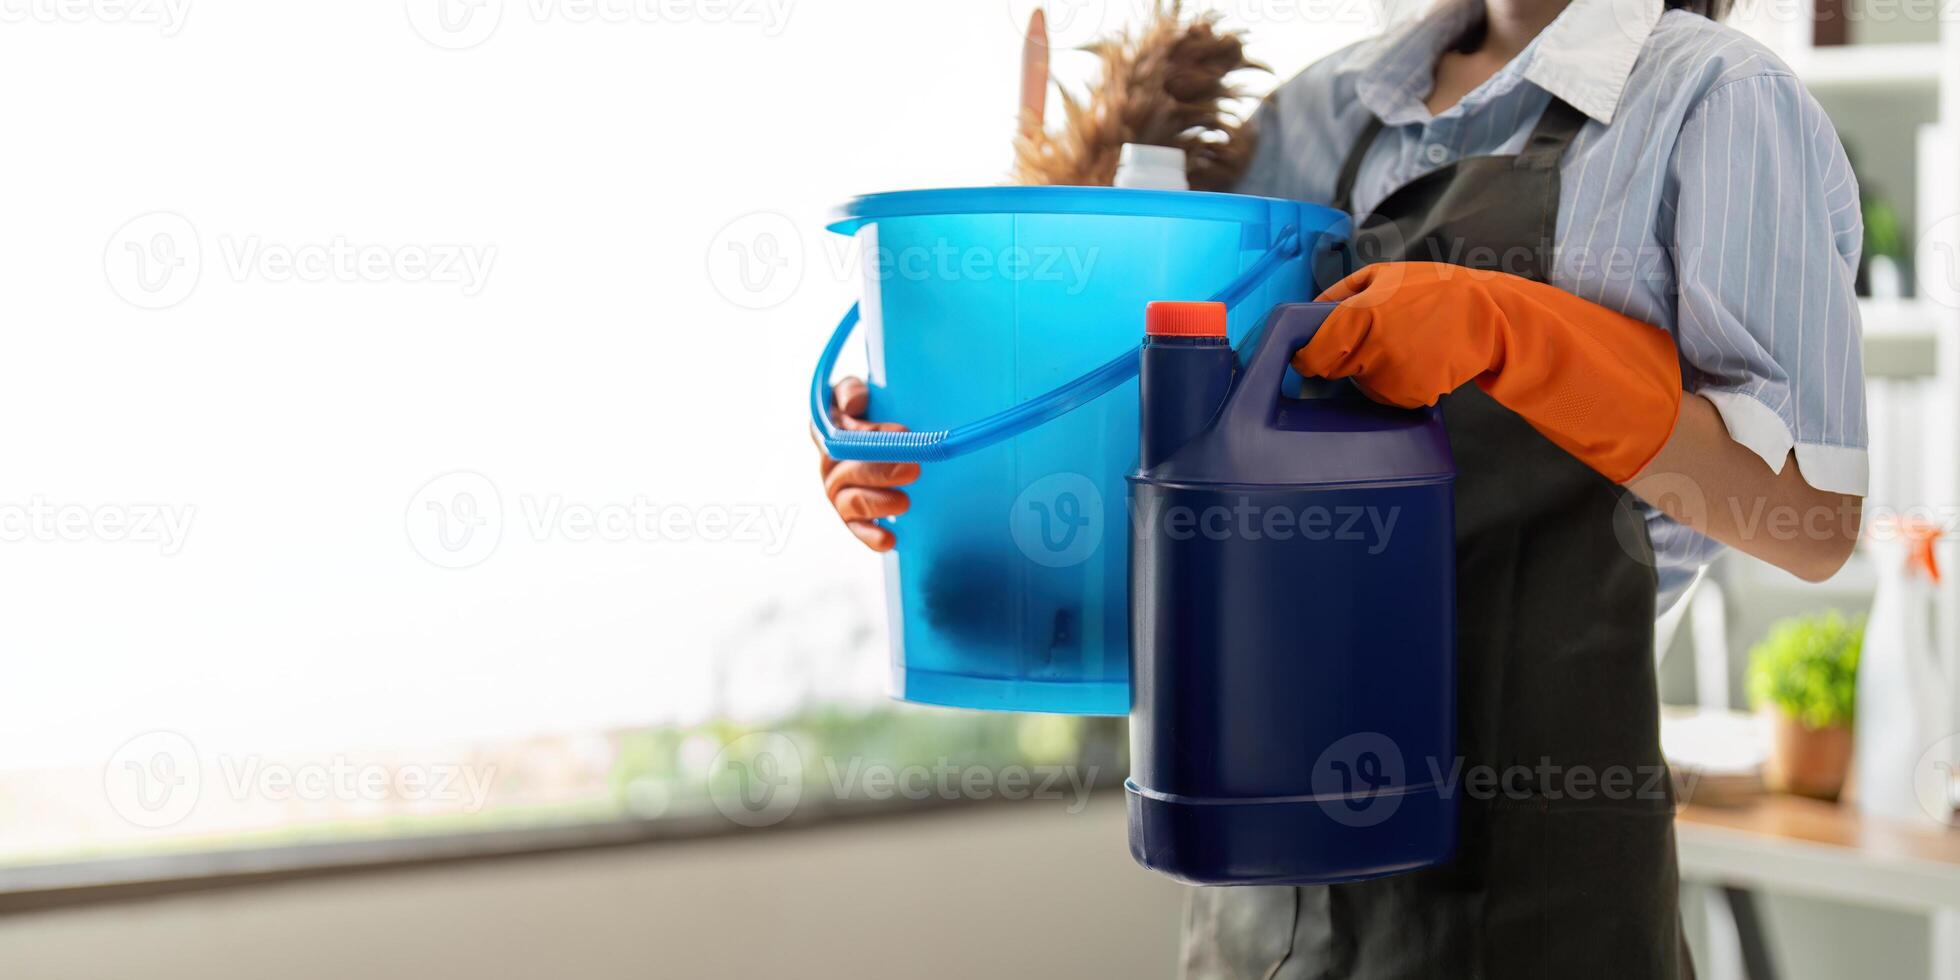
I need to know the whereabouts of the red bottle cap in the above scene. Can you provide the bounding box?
[1146,301,1228,338]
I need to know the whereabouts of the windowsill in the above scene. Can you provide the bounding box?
[0,782,1125,915]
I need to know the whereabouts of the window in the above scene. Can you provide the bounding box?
[0,2,1375,874]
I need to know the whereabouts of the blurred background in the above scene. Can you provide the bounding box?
[0,1,1957,978]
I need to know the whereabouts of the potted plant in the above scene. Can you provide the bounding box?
[1747,612,1862,802]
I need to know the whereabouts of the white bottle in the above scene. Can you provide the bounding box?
[1114,143,1189,191]
[1855,518,1947,824]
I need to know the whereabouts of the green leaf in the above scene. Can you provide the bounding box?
[1745,611,1863,729]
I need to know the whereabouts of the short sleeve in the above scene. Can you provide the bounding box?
[1666,72,1868,496]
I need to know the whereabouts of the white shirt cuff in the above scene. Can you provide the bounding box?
[1699,387,1869,496]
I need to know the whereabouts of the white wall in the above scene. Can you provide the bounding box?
[0,798,1185,980]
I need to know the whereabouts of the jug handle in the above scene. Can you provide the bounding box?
[811,226,1305,463]
[1220,301,1340,430]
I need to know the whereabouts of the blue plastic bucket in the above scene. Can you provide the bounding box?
[813,187,1350,714]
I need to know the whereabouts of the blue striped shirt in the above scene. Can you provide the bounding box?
[1235,0,1869,609]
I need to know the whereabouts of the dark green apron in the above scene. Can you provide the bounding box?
[1183,97,1694,980]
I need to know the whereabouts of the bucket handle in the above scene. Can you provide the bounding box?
[811,225,1305,462]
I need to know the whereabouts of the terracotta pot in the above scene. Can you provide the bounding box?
[1763,710,1853,802]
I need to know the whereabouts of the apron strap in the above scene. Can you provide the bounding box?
[1513,96,1589,171]
[1332,96,1588,212]
[1333,116,1386,214]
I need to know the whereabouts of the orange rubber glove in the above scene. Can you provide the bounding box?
[1296,262,1683,484]
[812,376,919,552]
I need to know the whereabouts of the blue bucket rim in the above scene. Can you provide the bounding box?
[826,186,1345,236]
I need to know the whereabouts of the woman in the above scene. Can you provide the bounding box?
[820,0,1868,974]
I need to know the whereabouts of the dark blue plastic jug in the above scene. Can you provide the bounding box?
[1126,301,1458,885]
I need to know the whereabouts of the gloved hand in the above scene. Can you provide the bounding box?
[812,376,919,553]
[1296,262,1683,484]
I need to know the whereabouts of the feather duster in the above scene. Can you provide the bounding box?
[1012,2,1265,191]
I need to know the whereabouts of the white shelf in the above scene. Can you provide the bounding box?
[1794,42,1944,89]
[1862,298,1941,380]
[1862,297,1947,333]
